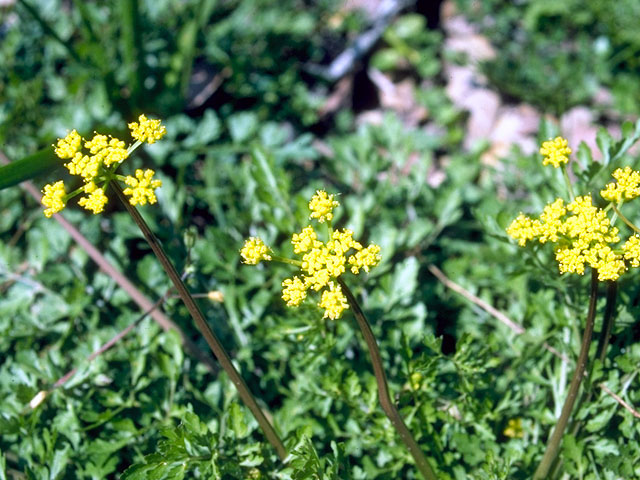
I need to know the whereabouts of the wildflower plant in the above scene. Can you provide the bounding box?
[241,190,438,480]
[40,115,288,461]
[505,129,640,479]
[242,190,381,319]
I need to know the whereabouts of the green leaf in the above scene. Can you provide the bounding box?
[0,148,61,191]
[229,112,258,143]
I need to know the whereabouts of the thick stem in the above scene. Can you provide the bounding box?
[533,269,599,480]
[112,183,287,461]
[338,278,439,480]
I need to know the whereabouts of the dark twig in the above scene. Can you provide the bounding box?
[338,277,439,480]
[534,269,599,480]
[111,182,287,461]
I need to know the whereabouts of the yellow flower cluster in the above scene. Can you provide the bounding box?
[508,138,640,281]
[123,169,163,206]
[41,180,67,218]
[241,190,381,319]
[240,237,272,265]
[540,136,571,168]
[309,190,339,223]
[42,115,166,217]
[508,196,625,281]
[600,166,640,203]
[128,114,167,144]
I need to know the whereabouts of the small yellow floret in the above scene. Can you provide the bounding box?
[318,282,349,320]
[41,181,67,217]
[503,418,524,439]
[291,226,320,253]
[78,187,108,214]
[103,137,129,166]
[282,276,307,306]
[506,214,541,247]
[123,169,162,206]
[540,136,571,168]
[348,244,381,274]
[85,133,109,155]
[309,190,339,223]
[623,235,640,267]
[591,245,626,281]
[240,237,272,264]
[54,130,82,159]
[328,229,362,255]
[128,114,167,144]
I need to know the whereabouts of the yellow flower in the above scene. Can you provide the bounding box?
[41,181,67,217]
[128,114,167,144]
[242,191,380,319]
[537,198,566,243]
[123,169,162,206]
[348,244,381,274]
[623,235,640,267]
[85,133,109,154]
[328,228,362,255]
[78,187,108,214]
[240,237,272,264]
[601,166,640,203]
[44,114,165,218]
[591,245,626,281]
[54,130,82,159]
[282,276,307,306]
[506,214,541,247]
[103,137,129,166]
[318,281,349,319]
[309,190,339,223]
[503,418,524,439]
[291,226,320,253]
[540,136,571,168]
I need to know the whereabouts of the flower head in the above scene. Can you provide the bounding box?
[508,193,633,281]
[78,186,108,214]
[241,237,272,265]
[540,137,571,168]
[503,418,524,439]
[41,181,67,217]
[601,166,640,203]
[53,130,82,159]
[319,282,349,320]
[123,169,162,206]
[242,191,380,319]
[128,114,167,144]
[282,276,307,306]
[309,190,339,223]
[44,115,165,217]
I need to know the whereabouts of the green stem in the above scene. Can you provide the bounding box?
[611,204,640,234]
[561,165,575,201]
[548,280,618,479]
[111,182,287,461]
[271,255,303,268]
[533,269,599,480]
[337,278,439,480]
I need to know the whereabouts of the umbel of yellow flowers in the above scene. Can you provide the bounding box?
[241,190,381,319]
[41,115,166,217]
[507,136,640,281]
